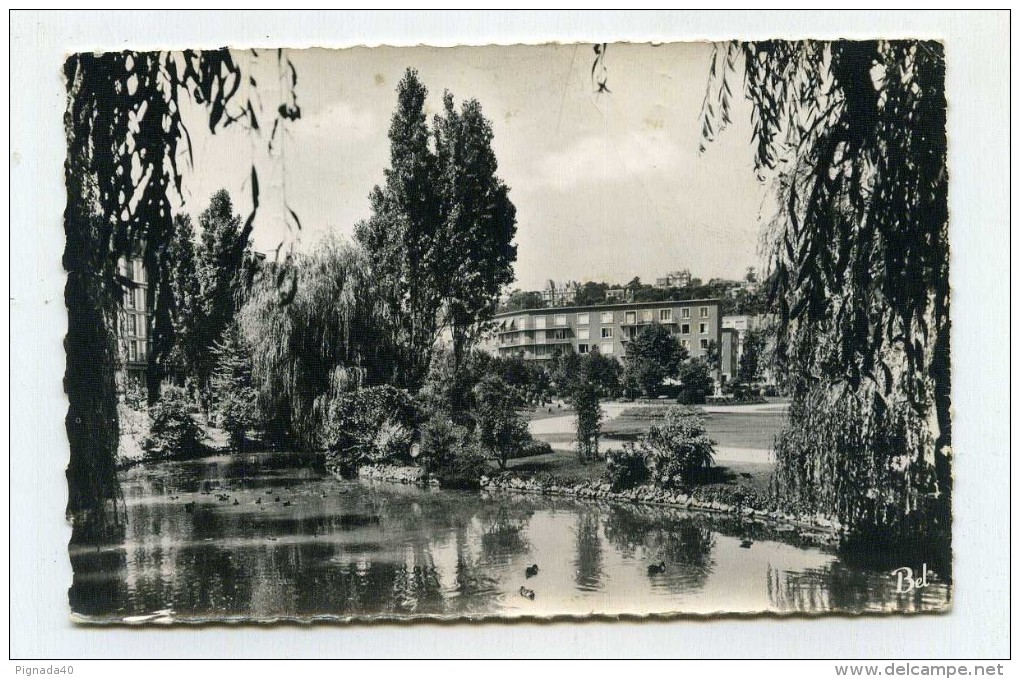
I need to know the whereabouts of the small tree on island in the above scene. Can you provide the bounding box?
[572,380,603,462]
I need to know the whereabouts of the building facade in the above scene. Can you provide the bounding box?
[115,255,151,389]
[540,279,580,307]
[491,299,723,367]
[654,269,692,289]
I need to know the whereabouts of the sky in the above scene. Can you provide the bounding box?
[177,42,768,291]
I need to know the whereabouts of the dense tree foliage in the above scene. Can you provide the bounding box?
[237,236,397,447]
[623,325,688,397]
[474,375,531,470]
[702,39,950,565]
[209,321,260,450]
[677,358,714,405]
[63,48,298,540]
[572,381,603,463]
[357,69,516,388]
[160,214,202,383]
[737,328,766,385]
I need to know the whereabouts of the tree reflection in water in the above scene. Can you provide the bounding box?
[573,511,603,591]
[603,504,716,593]
[766,562,952,614]
[69,454,950,620]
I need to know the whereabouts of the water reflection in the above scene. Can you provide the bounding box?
[69,452,951,621]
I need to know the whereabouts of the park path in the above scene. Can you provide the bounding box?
[528,400,786,465]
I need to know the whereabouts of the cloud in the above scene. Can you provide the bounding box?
[527,130,686,192]
[300,99,378,142]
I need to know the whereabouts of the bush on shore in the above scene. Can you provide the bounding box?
[644,406,716,487]
[143,385,206,461]
[319,385,417,476]
[605,442,651,490]
[417,414,488,489]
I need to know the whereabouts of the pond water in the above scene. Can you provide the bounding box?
[70,452,950,622]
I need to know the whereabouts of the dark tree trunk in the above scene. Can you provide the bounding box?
[63,209,125,544]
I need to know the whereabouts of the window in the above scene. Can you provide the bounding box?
[550,329,568,340]
[600,311,613,323]
[126,314,137,335]
[577,313,589,324]
[601,327,614,339]
[680,339,691,349]
[577,327,590,340]
[578,343,589,354]
[535,330,545,343]
[681,323,690,334]
[124,288,135,309]
[133,259,145,283]
[555,314,566,326]
[659,309,672,322]
[535,316,547,329]
[699,306,710,318]
[517,316,527,329]
[625,311,636,324]
[641,309,653,322]
[137,341,147,361]
[681,307,690,319]
[601,342,614,355]
[700,338,709,350]
[699,322,708,334]
[128,341,138,362]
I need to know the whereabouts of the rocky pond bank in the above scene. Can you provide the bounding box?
[345,463,841,547]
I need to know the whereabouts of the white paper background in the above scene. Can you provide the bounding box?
[8,10,1011,659]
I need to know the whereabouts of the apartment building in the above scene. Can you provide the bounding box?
[115,255,151,389]
[491,299,725,370]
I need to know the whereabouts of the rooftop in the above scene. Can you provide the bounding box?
[493,298,722,318]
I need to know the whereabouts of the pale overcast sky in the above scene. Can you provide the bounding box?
[177,42,767,291]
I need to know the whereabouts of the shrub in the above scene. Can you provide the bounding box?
[643,406,716,487]
[605,442,651,490]
[516,439,553,459]
[319,385,417,475]
[143,385,206,461]
[418,415,488,489]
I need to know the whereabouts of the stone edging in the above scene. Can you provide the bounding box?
[478,472,841,536]
[349,464,840,539]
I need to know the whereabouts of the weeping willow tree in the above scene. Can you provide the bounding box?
[237,236,398,448]
[63,49,299,541]
[700,40,950,568]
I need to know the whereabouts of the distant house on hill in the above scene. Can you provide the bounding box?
[654,269,692,289]
[540,279,579,306]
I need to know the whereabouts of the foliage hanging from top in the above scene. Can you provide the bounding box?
[237,235,398,447]
[700,40,950,565]
[63,48,299,540]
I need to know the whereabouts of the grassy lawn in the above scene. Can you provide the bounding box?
[603,405,788,450]
[503,446,774,500]
[521,401,575,421]
[510,399,787,501]
[503,448,607,484]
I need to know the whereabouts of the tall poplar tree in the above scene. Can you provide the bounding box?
[357,69,517,391]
